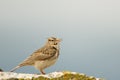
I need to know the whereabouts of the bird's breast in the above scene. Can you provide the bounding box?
[34,58,58,70]
[34,49,59,70]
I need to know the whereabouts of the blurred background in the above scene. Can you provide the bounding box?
[0,0,120,80]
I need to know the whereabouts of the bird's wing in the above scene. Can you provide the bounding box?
[19,46,57,66]
[32,46,57,60]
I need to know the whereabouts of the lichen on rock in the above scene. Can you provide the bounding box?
[0,71,103,80]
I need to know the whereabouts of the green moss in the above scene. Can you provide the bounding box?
[32,73,98,80]
[32,76,49,80]
[7,78,19,80]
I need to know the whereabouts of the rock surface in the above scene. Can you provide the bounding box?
[0,68,3,72]
[0,71,103,80]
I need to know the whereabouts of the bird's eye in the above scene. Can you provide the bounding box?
[51,40,54,41]
[49,39,54,41]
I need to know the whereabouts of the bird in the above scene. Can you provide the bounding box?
[10,37,61,74]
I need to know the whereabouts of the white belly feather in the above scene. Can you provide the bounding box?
[34,49,59,70]
[34,58,57,70]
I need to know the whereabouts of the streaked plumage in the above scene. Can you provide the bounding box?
[10,37,61,74]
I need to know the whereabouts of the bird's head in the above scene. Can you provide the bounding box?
[46,37,61,47]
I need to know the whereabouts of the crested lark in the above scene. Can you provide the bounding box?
[10,37,61,74]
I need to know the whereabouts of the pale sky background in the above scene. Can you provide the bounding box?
[0,0,120,80]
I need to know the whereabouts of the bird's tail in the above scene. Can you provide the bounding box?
[10,66,21,72]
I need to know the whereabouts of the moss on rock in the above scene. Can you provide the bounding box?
[3,71,102,80]
[31,72,98,80]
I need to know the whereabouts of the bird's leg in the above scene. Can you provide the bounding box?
[40,69,46,75]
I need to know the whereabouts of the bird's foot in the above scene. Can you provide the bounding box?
[40,70,46,75]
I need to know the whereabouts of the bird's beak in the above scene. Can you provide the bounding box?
[57,38,62,42]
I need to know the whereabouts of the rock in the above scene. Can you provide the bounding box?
[0,68,3,72]
[0,71,103,80]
